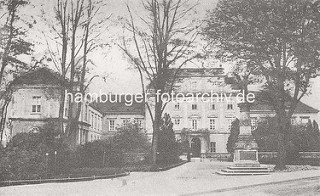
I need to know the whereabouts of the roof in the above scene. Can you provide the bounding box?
[171,68,225,78]
[12,67,64,86]
[250,100,319,114]
[92,94,145,115]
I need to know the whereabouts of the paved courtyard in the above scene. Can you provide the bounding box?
[1,161,320,196]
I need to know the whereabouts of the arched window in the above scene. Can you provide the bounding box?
[29,127,40,133]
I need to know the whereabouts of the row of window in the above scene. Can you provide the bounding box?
[108,119,143,131]
[174,118,235,131]
[190,81,223,91]
[174,103,234,110]
[250,116,311,130]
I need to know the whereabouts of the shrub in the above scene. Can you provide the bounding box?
[76,122,151,168]
[0,122,73,181]
[226,118,240,153]
[252,117,320,163]
[157,113,180,164]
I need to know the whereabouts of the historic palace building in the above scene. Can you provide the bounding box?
[144,68,319,156]
[2,67,319,155]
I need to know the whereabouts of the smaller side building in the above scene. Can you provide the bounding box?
[3,67,104,146]
[93,95,145,137]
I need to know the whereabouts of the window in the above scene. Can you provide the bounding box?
[174,103,180,110]
[191,81,197,91]
[209,119,215,131]
[227,118,234,130]
[251,118,257,130]
[64,106,68,117]
[192,104,197,110]
[29,127,40,133]
[134,119,142,127]
[301,116,310,124]
[291,117,297,125]
[192,119,198,130]
[174,119,180,125]
[84,105,88,121]
[122,118,130,126]
[95,114,97,129]
[210,142,216,152]
[227,104,233,110]
[109,120,115,131]
[211,104,215,110]
[31,96,41,113]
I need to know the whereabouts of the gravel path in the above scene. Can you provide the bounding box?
[0,161,319,196]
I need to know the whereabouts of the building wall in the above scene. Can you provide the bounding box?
[250,111,319,126]
[145,68,319,154]
[5,84,104,145]
[9,85,61,119]
[104,114,145,133]
[145,69,239,153]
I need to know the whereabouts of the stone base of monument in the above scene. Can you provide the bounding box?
[217,150,273,176]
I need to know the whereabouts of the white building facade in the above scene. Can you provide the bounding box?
[145,68,319,156]
[3,68,104,146]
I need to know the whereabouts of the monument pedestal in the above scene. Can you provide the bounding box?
[217,103,273,175]
[233,134,260,167]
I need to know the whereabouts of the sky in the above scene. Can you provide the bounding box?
[23,0,320,112]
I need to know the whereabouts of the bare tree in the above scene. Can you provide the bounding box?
[44,0,109,148]
[120,0,199,166]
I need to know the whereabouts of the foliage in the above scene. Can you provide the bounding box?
[226,118,240,153]
[0,122,70,181]
[113,122,150,153]
[0,0,35,142]
[252,118,320,163]
[76,139,121,168]
[204,0,320,170]
[76,122,151,168]
[157,113,180,164]
[0,0,34,73]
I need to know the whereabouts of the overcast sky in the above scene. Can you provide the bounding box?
[26,0,320,112]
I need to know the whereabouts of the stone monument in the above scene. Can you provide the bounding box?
[233,103,260,167]
[217,103,272,175]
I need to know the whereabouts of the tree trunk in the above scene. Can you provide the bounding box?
[58,87,66,135]
[275,132,286,170]
[151,98,163,166]
[0,93,12,143]
[275,106,289,170]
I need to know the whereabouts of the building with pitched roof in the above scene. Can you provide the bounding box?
[144,68,319,156]
[92,95,145,137]
[2,67,104,146]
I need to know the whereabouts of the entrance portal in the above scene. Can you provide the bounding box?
[191,137,201,157]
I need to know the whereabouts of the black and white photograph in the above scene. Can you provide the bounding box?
[0,0,320,195]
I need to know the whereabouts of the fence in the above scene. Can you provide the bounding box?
[203,152,320,163]
[0,172,129,187]
[205,153,232,162]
